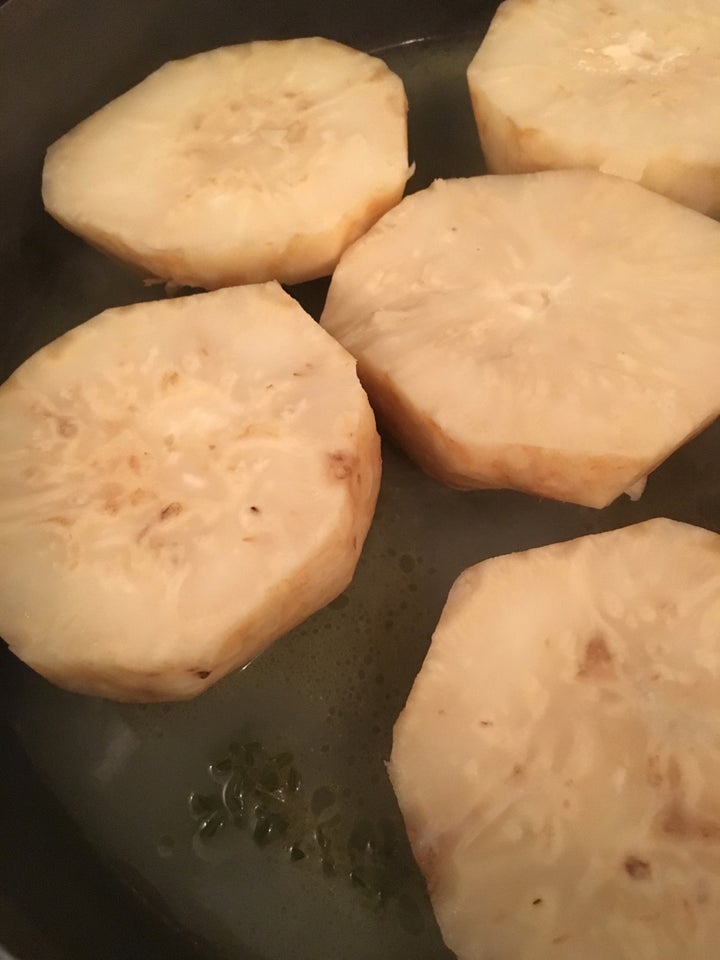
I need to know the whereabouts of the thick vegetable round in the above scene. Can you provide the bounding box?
[42,38,409,288]
[390,518,720,960]
[0,284,381,701]
[467,0,720,216]
[321,171,720,508]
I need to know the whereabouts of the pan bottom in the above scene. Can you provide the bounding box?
[6,24,720,960]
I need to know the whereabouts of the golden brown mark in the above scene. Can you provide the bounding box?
[160,502,183,521]
[552,935,570,945]
[161,370,179,390]
[46,515,74,527]
[518,126,542,144]
[164,434,176,450]
[352,535,358,550]
[128,454,141,473]
[624,856,651,880]
[667,757,683,790]
[130,488,154,507]
[657,600,678,619]
[412,838,441,897]
[647,755,664,788]
[658,802,720,841]
[512,764,524,778]
[281,91,311,109]
[286,122,307,144]
[577,634,614,680]
[192,669,211,679]
[328,450,356,481]
[57,417,77,438]
[368,63,389,83]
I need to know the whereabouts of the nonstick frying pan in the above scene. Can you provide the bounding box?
[1,1,719,958]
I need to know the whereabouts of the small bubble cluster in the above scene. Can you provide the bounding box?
[187,737,426,933]
[189,741,301,846]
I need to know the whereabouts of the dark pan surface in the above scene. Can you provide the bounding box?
[2,4,720,960]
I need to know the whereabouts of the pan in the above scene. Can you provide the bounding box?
[1,1,719,958]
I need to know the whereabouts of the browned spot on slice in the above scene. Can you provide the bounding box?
[192,669,211,679]
[657,600,678,619]
[328,450,355,480]
[647,754,663,788]
[518,126,542,143]
[512,764,524,778]
[57,417,77,438]
[160,502,182,521]
[128,454,141,473]
[658,802,720,841]
[577,634,614,680]
[129,488,154,507]
[46,515,74,527]
[668,757,683,790]
[412,839,441,897]
[292,363,315,377]
[624,856,652,880]
[552,934,570,945]
[161,370,179,390]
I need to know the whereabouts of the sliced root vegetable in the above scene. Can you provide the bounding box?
[0,284,380,702]
[467,0,720,216]
[389,518,720,960]
[42,38,409,289]
[321,171,720,508]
